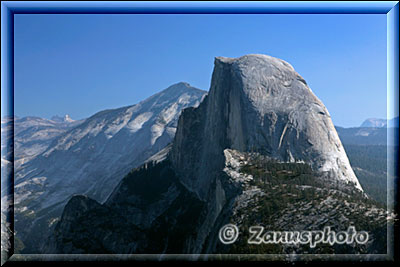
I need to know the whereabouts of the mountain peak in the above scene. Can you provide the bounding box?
[360,118,386,128]
[215,54,295,71]
[47,55,385,256]
[13,83,206,253]
[360,117,399,128]
[63,114,74,123]
[171,54,363,200]
[175,81,191,87]
[211,54,312,117]
[51,114,75,123]
[162,82,205,95]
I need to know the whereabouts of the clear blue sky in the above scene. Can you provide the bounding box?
[14,14,388,127]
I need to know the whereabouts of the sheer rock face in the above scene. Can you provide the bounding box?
[48,55,376,256]
[171,54,362,200]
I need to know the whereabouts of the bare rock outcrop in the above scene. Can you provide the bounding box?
[171,54,363,201]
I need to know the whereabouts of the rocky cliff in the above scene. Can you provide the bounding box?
[171,55,362,201]
[48,55,389,257]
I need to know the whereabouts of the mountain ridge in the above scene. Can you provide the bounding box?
[11,82,206,253]
[47,54,390,256]
[360,116,399,128]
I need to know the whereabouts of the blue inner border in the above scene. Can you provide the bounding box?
[1,1,399,14]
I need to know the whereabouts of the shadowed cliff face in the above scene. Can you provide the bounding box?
[47,55,385,257]
[171,54,363,201]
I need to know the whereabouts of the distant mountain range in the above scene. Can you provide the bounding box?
[50,114,75,123]
[2,82,206,253]
[1,76,397,255]
[45,54,392,255]
[1,116,83,168]
[360,116,399,128]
